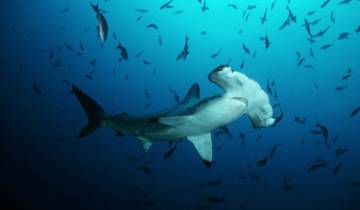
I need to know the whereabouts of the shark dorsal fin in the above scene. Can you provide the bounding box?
[182,83,200,104]
[188,133,212,168]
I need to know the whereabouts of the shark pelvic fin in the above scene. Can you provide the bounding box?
[182,82,200,104]
[138,136,153,152]
[187,133,213,168]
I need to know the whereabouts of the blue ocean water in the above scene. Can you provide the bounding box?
[1,0,360,209]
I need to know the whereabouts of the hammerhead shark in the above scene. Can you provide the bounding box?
[72,66,275,167]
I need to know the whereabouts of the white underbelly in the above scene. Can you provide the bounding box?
[159,96,247,138]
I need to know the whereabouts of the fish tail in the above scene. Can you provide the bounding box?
[90,2,99,12]
[72,85,106,138]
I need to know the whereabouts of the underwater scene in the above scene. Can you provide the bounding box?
[1,0,360,209]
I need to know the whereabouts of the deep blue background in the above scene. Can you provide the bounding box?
[1,0,360,209]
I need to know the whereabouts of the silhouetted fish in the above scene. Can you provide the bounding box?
[160,0,174,10]
[163,146,177,160]
[320,0,331,8]
[146,23,159,31]
[256,156,268,167]
[332,163,343,176]
[283,176,295,191]
[176,35,189,61]
[335,147,348,156]
[32,83,42,94]
[116,42,128,62]
[308,159,328,172]
[350,106,360,117]
[242,43,250,55]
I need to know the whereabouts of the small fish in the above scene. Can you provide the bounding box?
[260,8,267,24]
[304,18,313,38]
[339,0,352,5]
[239,132,245,147]
[210,49,222,58]
[58,8,70,13]
[350,181,360,187]
[144,89,150,99]
[207,179,222,187]
[313,25,330,37]
[214,126,233,139]
[158,35,163,45]
[240,61,245,69]
[160,0,174,10]
[163,146,177,160]
[270,145,281,159]
[271,0,277,10]
[298,58,305,66]
[32,83,42,94]
[176,35,189,61]
[146,23,158,30]
[311,18,322,25]
[315,122,330,149]
[335,86,347,91]
[63,43,75,53]
[283,176,295,191]
[144,102,152,109]
[85,74,94,81]
[201,0,209,12]
[52,58,62,68]
[143,60,151,65]
[247,5,257,10]
[338,32,349,40]
[138,164,151,174]
[332,163,343,176]
[350,106,360,117]
[242,43,250,55]
[135,51,143,58]
[314,82,319,90]
[249,173,261,183]
[135,8,148,13]
[308,159,328,172]
[330,11,335,23]
[320,0,331,8]
[116,42,128,62]
[173,10,183,15]
[335,147,348,156]
[256,157,268,167]
[356,25,360,33]
[227,4,237,10]
[333,134,341,143]
[320,44,332,50]
[294,116,306,124]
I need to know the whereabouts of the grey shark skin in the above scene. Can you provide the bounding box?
[72,66,275,167]
[91,3,108,42]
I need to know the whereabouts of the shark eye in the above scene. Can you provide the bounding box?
[214,65,227,72]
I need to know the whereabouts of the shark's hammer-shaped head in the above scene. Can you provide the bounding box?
[208,65,275,128]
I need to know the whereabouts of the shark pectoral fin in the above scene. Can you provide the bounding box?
[158,115,192,127]
[138,136,153,152]
[188,133,213,168]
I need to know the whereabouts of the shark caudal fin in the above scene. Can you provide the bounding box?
[72,85,106,138]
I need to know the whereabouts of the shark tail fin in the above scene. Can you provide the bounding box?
[72,85,106,138]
